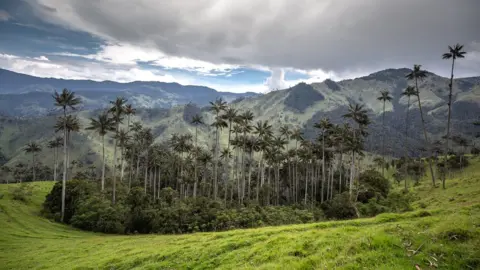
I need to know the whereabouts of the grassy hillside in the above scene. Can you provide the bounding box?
[1,160,480,269]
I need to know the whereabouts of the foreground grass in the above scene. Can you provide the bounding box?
[1,163,480,269]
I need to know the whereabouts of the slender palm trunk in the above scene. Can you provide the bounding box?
[112,123,119,204]
[193,126,198,198]
[61,108,67,222]
[415,78,436,186]
[153,165,157,199]
[101,135,106,191]
[213,120,219,200]
[304,163,308,205]
[321,132,325,203]
[404,96,411,191]
[339,152,343,194]
[136,154,140,181]
[443,58,456,189]
[382,100,386,177]
[144,151,149,194]
[32,153,36,181]
[241,132,246,203]
[67,132,71,180]
[120,145,125,182]
[121,115,130,182]
[128,147,134,191]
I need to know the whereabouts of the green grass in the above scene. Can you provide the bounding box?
[1,162,480,270]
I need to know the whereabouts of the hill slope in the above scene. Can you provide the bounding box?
[1,161,479,269]
[1,68,479,167]
[0,68,258,117]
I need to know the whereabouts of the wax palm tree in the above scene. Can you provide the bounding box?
[406,65,436,186]
[314,118,332,203]
[401,86,417,184]
[198,150,213,197]
[209,98,227,200]
[116,129,130,183]
[377,90,392,177]
[253,120,273,189]
[129,121,143,182]
[86,111,115,191]
[343,103,369,199]
[290,127,303,203]
[109,97,127,204]
[53,88,81,222]
[48,137,63,182]
[24,142,42,181]
[191,114,203,197]
[140,128,154,194]
[210,114,227,199]
[238,110,254,202]
[442,44,466,188]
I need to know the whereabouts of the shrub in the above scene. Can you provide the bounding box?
[357,170,390,203]
[321,193,357,220]
[11,184,33,202]
[43,180,97,223]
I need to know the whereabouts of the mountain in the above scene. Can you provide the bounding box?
[0,68,258,116]
[1,68,479,168]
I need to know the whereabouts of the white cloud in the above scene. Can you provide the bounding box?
[53,43,239,76]
[33,56,50,61]
[0,53,187,84]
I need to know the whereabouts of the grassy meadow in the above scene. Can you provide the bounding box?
[1,159,480,270]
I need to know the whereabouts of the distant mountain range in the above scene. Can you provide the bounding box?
[0,68,258,116]
[0,67,479,167]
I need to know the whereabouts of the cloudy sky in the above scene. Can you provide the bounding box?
[0,0,479,93]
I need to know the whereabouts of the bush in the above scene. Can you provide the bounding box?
[357,170,390,203]
[70,196,127,234]
[43,180,97,223]
[321,193,357,220]
[11,184,33,202]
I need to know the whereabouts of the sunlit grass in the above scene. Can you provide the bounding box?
[1,158,479,269]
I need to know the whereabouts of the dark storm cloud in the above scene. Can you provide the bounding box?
[28,0,480,76]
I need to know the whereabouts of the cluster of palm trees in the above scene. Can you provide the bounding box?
[107,98,372,206]
[10,43,469,214]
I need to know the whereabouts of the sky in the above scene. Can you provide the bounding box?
[0,0,479,93]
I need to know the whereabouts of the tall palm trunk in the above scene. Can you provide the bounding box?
[61,108,67,222]
[136,154,140,181]
[321,133,325,203]
[382,100,386,177]
[213,118,219,200]
[101,135,106,191]
[128,147,135,191]
[339,153,343,193]
[32,153,36,181]
[112,123,119,204]
[121,115,131,182]
[193,126,198,198]
[304,163,308,205]
[404,96,411,191]
[67,132,71,180]
[241,132,246,203]
[144,151,149,194]
[247,154,253,200]
[415,78,436,186]
[443,57,456,189]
